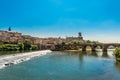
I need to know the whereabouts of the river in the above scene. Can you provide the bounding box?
[0,50,120,80]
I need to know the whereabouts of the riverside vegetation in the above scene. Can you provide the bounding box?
[65,40,100,45]
[0,39,39,51]
[63,40,100,50]
[114,47,120,63]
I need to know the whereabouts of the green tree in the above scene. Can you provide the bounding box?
[114,47,120,62]
[78,40,85,44]
[72,40,85,45]
[24,40,32,50]
[0,44,19,51]
[8,26,12,31]
[18,42,24,50]
[31,45,38,50]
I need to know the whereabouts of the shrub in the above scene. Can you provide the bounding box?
[0,44,20,51]
[114,47,120,62]
[18,42,24,50]
[23,39,32,50]
[31,45,39,50]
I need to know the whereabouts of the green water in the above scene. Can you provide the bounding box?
[0,51,120,80]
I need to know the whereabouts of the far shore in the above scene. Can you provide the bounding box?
[64,49,91,52]
[0,50,52,69]
[63,49,115,52]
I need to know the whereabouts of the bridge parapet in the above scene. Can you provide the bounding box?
[54,43,120,52]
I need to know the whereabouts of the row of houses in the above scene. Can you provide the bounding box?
[0,30,84,49]
[0,30,22,43]
[0,30,65,45]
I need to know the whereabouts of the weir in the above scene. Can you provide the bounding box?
[0,50,52,69]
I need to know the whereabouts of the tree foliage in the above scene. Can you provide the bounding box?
[31,45,39,50]
[65,40,100,45]
[0,44,19,51]
[114,47,120,62]
[0,40,39,51]
[18,42,24,50]
[65,40,85,45]
[23,39,32,50]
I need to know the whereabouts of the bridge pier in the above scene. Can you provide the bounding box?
[91,46,96,52]
[102,51,108,57]
[82,46,86,51]
[102,47,107,53]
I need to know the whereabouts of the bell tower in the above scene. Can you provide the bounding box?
[78,32,83,40]
[78,32,82,37]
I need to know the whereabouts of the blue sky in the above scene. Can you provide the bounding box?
[0,0,120,43]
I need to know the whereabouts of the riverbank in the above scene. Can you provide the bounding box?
[0,50,52,69]
[64,49,91,52]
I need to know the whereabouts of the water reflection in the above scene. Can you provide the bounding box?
[85,50,114,58]
[115,62,120,73]
[91,51,98,57]
[60,49,115,59]
[96,51,102,57]
[86,51,92,55]
[102,51,108,57]
[95,49,115,58]
[78,53,84,66]
[76,50,115,69]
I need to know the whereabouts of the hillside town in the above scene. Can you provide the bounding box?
[0,27,84,49]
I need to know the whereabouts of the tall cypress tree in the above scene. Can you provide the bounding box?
[8,27,11,31]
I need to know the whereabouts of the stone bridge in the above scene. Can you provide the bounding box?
[54,43,120,52]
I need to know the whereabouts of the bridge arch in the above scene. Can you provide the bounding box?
[95,45,102,49]
[54,43,120,52]
[86,45,92,51]
[82,45,92,51]
[90,45,103,52]
[107,45,116,49]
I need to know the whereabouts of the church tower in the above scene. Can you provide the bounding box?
[78,32,83,40]
[78,32,82,37]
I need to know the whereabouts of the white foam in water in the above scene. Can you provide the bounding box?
[0,64,5,69]
[0,50,52,69]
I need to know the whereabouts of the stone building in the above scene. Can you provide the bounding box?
[22,35,32,40]
[0,30,22,43]
[8,32,22,43]
[40,37,65,50]
[66,32,83,42]
[31,37,43,45]
[0,30,84,50]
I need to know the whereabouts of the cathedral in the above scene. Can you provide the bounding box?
[66,32,83,42]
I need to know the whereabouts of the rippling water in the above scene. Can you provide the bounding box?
[0,50,120,80]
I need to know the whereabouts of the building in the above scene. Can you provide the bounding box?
[31,37,43,45]
[0,29,84,49]
[0,30,22,43]
[66,32,83,42]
